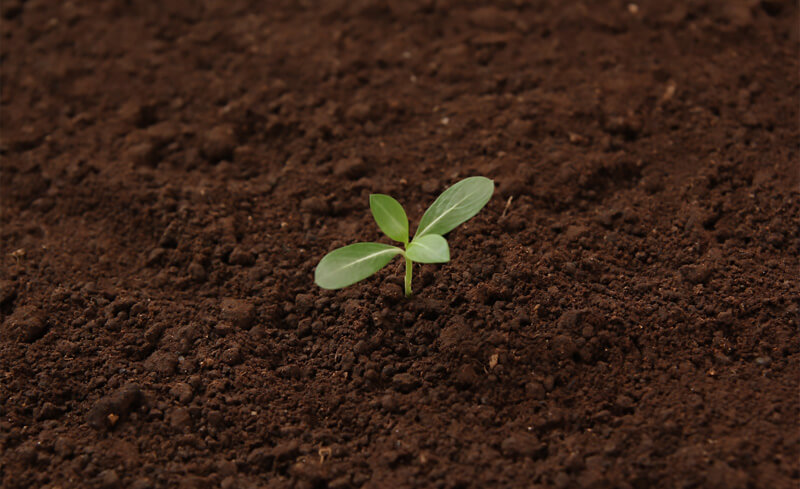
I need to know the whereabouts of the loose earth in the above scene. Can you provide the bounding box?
[1,1,798,488]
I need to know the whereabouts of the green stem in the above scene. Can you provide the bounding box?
[404,255,412,297]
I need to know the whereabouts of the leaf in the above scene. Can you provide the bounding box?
[314,243,403,290]
[369,194,409,243]
[406,234,450,263]
[415,176,494,239]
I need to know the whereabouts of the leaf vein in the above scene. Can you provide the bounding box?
[417,193,473,237]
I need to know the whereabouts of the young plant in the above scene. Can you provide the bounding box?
[314,176,494,297]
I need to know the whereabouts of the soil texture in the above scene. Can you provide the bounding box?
[1,1,799,488]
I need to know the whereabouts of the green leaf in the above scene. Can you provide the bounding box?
[369,194,409,243]
[415,176,494,239]
[406,234,450,263]
[315,243,403,290]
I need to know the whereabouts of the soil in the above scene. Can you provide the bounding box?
[1,1,799,488]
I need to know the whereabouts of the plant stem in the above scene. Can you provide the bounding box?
[404,255,412,297]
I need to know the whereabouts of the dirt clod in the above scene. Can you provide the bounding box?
[3,305,48,342]
[201,125,237,163]
[87,384,143,431]
[97,469,120,489]
[551,335,577,361]
[500,433,545,459]
[221,346,243,366]
[143,351,178,375]
[220,299,255,329]
[392,373,420,393]
[455,364,480,389]
[333,157,369,179]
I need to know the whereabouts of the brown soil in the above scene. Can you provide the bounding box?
[1,1,799,488]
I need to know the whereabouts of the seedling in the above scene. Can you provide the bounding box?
[314,176,494,297]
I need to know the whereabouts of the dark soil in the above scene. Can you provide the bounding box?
[1,1,799,488]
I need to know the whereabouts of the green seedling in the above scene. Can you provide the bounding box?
[314,176,494,297]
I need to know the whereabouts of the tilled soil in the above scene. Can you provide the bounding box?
[1,1,799,488]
